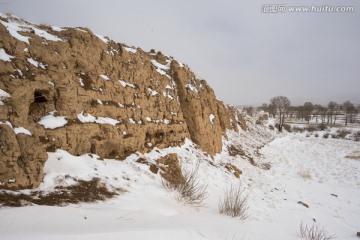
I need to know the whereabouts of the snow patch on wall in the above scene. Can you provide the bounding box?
[38,111,68,129]
[185,83,198,93]
[27,57,46,69]
[95,34,109,44]
[0,19,31,44]
[119,80,135,88]
[77,111,120,126]
[99,74,110,81]
[150,59,171,79]
[79,78,84,87]
[128,118,136,124]
[51,26,65,32]
[0,121,13,128]
[209,114,215,125]
[0,48,14,62]
[124,47,137,54]
[147,88,159,96]
[14,127,32,136]
[0,89,11,105]
[0,17,63,43]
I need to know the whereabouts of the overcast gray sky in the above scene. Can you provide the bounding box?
[1,0,359,106]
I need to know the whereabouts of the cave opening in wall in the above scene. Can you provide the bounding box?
[34,90,48,103]
[154,131,164,144]
[28,89,51,121]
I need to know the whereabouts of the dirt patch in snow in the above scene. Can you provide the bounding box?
[0,178,123,207]
[223,163,242,178]
[345,151,360,160]
[227,144,245,157]
[298,201,309,208]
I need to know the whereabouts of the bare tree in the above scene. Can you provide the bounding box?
[259,103,277,118]
[243,106,254,117]
[353,107,359,124]
[290,106,302,119]
[303,102,314,124]
[270,96,291,131]
[321,107,328,123]
[342,101,356,126]
[258,103,268,112]
[313,104,321,123]
[268,103,277,118]
[327,101,338,125]
[288,106,294,118]
[313,105,327,123]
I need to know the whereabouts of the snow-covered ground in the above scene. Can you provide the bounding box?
[1,129,359,239]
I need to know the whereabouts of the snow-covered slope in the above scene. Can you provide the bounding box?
[1,119,359,239]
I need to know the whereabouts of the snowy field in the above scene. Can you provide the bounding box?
[1,132,359,240]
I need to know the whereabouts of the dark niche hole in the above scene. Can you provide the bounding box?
[16,156,27,169]
[155,132,164,140]
[28,89,51,120]
[154,131,164,144]
[34,90,48,103]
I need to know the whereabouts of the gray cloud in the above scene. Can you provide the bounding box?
[1,0,359,106]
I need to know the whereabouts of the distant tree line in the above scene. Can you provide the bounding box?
[258,96,360,131]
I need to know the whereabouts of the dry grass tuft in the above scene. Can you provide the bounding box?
[298,170,312,180]
[161,161,208,206]
[298,221,336,240]
[224,233,247,240]
[218,184,249,219]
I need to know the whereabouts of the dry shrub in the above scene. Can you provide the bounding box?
[39,23,51,29]
[314,133,319,138]
[354,131,360,141]
[260,162,271,170]
[317,123,327,131]
[336,129,351,138]
[331,129,352,139]
[224,233,247,240]
[306,126,317,132]
[283,123,292,132]
[161,161,208,206]
[293,126,305,133]
[298,221,335,240]
[298,170,312,180]
[218,184,249,219]
[269,125,275,130]
[330,133,338,139]
[323,133,330,139]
